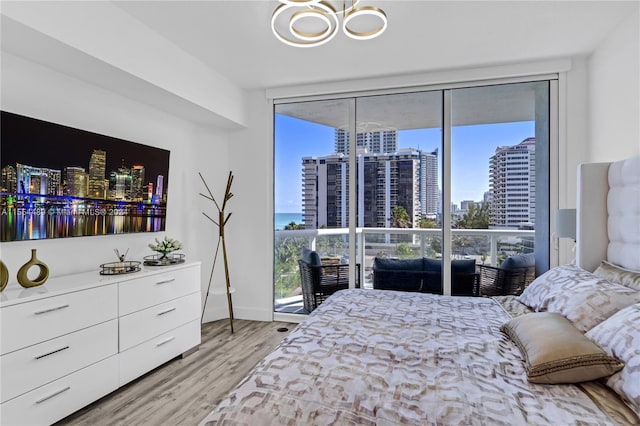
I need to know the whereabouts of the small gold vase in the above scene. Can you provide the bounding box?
[17,249,49,288]
[0,260,8,292]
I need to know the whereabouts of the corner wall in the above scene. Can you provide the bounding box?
[588,9,640,161]
[0,52,231,321]
[227,59,599,320]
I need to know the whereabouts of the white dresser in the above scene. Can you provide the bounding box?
[0,261,201,426]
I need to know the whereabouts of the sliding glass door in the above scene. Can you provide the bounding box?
[448,81,550,293]
[274,78,555,316]
[354,91,443,289]
[273,99,351,314]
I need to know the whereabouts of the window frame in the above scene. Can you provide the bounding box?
[272,74,559,320]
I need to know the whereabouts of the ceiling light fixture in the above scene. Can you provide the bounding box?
[271,0,387,48]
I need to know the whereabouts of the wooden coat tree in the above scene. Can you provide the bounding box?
[199,171,235,333]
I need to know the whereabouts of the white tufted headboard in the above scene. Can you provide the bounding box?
[576,156,640,272]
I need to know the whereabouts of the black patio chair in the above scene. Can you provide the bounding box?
[478,253,536,296]
[298,249,360,313]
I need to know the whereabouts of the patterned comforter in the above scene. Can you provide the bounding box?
[201,289,623,425]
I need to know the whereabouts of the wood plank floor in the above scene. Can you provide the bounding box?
[55,319,295,426]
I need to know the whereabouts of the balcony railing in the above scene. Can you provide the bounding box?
[274,227,535,313]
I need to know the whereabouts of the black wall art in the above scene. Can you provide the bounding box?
[0,111,170,241]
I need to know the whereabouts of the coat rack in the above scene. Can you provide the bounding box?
[199,171,235,333]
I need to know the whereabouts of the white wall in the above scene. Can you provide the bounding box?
[225,91,274,321]
[0,52,232,320]
[587,9,640,161]
[226,59,599,319]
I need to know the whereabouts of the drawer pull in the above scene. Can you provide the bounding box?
[157,307,176,316]
[35,345,70,360]
[156,278,176,285]
[156,336,175,347]
[34,304,70,315]
[35,386,71,404]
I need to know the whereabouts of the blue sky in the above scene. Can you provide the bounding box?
[274,114,534,213]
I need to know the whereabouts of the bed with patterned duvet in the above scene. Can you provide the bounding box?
[201,264,640,426]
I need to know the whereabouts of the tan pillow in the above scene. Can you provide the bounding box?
[593,260,640,291]
[501,312,623,384]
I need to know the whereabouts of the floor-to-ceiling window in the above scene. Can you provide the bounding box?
[354,91,443,288]
[273,99,351,314]
[274,77,556,317]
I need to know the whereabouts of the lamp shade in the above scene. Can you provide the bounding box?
[555,208,576,239]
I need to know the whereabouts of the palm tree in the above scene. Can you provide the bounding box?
[284,221,304,230]
[391,205,412,228]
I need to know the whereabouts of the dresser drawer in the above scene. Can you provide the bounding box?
[119,265,200,315]
[119,292,200,351]
[1,319,117,403]
[0,355,119,426]
[0,284,117,355]
[119,319,200,385]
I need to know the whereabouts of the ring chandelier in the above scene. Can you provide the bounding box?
[271,0,387,48]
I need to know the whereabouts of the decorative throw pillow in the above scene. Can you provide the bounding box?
[302,248,322,266]
[545,279,640,332]
[586,304,640,416]
[501,312,623,384]
[373,257,423,271]
[593,260,640,291]
[517,264,598,311]
[423,257,442,272]
[500,253,535,270]
[451,259,476,274]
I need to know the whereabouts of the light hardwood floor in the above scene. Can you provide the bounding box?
[55,319,295,426]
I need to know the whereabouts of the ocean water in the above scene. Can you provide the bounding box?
[275,213,303,230]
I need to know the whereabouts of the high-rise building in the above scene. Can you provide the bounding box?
[64,166,88,198]
[334,129,398,155]
[302,148,421,229]
[489,137,536,229]
[156,175,164,201]
[419,149,439,217]
[1,165,17,193]
[88,149,107,199]
[15,163,62,197]
[110,167,132,201]
[131,165,146,201]
[460,200,476,211]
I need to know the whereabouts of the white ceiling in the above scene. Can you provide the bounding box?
[115,0,639,91]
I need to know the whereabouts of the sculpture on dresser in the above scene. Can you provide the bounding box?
[199,171,235,333]
[17,249,49,288]
[99,248,141,275]
[0,260,8,291]
[144,236,186,265]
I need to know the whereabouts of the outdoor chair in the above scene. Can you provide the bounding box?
[478,253,536,296]
[372,257,480,296]
[298,248,360,313]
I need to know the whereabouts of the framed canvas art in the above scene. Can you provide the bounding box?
[0,111,170,241]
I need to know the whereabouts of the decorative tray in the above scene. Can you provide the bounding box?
[99,261,141,275]
[143,253,185,266]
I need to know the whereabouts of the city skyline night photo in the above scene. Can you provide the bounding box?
[0,111,171,241]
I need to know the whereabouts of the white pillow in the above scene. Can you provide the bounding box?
[587,303,640,417]
[594,260,640,291]
[517,264,640,332]
[517,264,599,311]
[545,279,640,332]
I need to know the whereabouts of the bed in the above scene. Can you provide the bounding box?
[201,156,640,425]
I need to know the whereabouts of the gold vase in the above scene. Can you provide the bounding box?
[17,249,49,288]
[0,260,8,292]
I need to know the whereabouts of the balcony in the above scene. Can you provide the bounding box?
[274,227,535,314]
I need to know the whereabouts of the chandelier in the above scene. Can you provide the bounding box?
[271,0,387,48]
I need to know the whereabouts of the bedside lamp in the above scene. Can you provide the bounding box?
[554,208,576,241]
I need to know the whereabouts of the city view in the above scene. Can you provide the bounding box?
[0,111,170,241]
[274,113,539,310]
[275,119,537,231]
